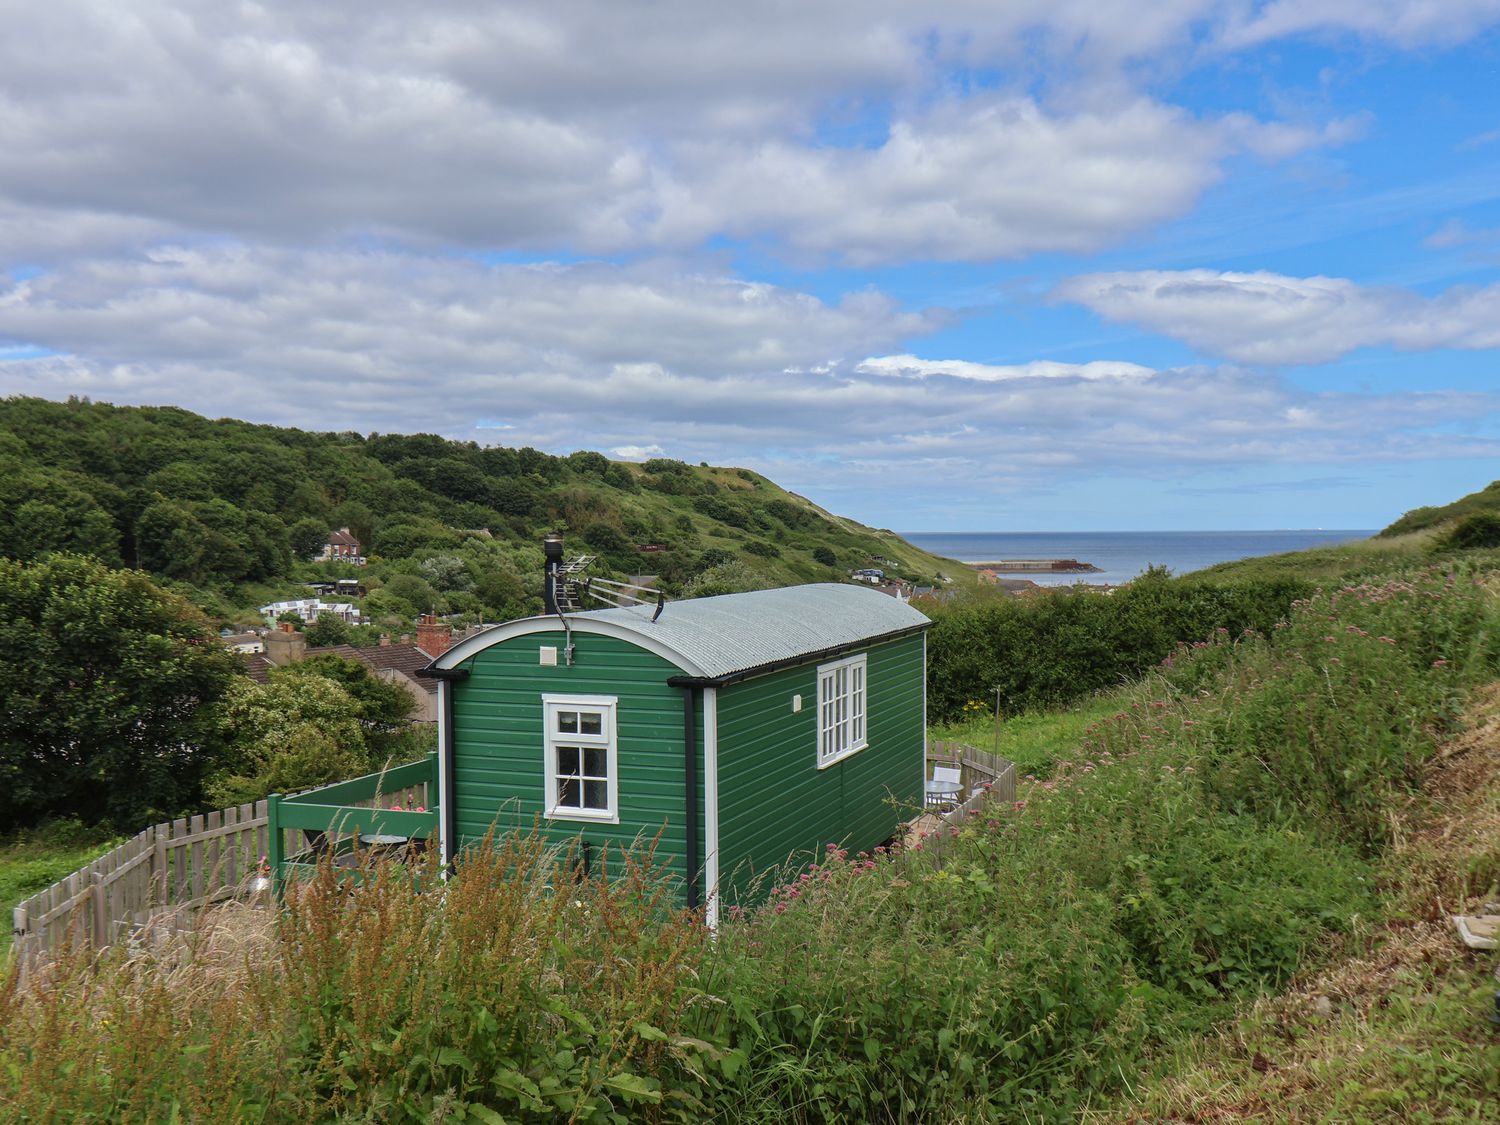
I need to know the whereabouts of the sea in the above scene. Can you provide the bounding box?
[901,530,1378,588]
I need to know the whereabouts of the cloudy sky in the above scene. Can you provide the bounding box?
[2,2,1499,530]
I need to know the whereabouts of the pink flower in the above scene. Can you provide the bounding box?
[774,903,787,914]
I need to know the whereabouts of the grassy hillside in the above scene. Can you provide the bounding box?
[0,396,978,626]
[1382,478,1500,538]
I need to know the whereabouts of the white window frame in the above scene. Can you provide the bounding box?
[816,653,867,769]
[541,694,620,824]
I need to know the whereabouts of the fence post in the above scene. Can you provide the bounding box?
[267,793,283,898]
[11,906,27,982]
[91,868,107,950]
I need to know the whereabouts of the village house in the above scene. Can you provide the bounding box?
[318,527,365,565]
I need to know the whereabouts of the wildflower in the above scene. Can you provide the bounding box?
[1432,659,1448,668]
[1012,800,1027,811]
[1378,636,1396,645]
[774,903,787,914]
[986,819,999,830]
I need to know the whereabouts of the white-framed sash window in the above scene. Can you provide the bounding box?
[542,694,619,823]
[816,653,867,768]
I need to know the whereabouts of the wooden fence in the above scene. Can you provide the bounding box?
[10,756,438,983]
[10,800,273,982]
[915,741,1019,862]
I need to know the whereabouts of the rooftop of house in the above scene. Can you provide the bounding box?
[241,653,277,684]
[317,642,440,692]
[434,582,930,683]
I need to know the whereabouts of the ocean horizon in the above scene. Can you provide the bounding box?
[902,530,1377,587]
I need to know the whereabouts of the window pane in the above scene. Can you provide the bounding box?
[557,711,579,734]
[582,746,606,777]
[558,745,580,775]
[580,712,602,735]
[557,777,580,807]
[583,780,608,809]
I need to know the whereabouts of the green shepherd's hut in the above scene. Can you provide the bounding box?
[421,553,931,923]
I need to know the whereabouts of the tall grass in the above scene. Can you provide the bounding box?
[1,564,1495,1123]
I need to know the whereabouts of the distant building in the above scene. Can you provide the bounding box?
[318,527,365,565]
[251,614,461,724]
[259,598,363,626]
[221,632,265,654]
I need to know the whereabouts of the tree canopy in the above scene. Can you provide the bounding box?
[0,554,237,829]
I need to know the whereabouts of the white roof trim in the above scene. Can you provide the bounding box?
[432,615,711,677]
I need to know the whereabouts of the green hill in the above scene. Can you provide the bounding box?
[1380,478,1500,539]
[0,396,974,626]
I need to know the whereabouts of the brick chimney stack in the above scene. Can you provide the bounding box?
[416,613,453,657]
[263,627,307,666]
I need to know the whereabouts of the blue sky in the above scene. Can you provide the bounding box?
[1,2,1498,531]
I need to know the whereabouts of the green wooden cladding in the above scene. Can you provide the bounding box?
[451,626,924,908]
[714,631,924,904]
[451,629,701,892]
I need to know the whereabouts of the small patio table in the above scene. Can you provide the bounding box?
[924,778,962,809]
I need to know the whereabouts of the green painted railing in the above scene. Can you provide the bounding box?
[268,752,439,889]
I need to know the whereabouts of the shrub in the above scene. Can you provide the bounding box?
[1442,511,1500,551]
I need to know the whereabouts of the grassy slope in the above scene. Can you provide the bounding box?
[928,694,1124,777]
[1382,479,1500,538]
[1092,687,1500,1123]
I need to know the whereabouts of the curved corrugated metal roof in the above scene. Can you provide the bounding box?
[432,582,930,681]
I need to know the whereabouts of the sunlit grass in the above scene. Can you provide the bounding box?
[929,693,1124,776]
[0,823,118,956]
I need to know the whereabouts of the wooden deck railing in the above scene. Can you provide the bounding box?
[269,752,439,886]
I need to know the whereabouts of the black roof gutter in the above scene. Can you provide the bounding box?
[665,621,929,690]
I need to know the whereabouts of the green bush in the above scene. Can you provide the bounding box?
[1442,511,1500,551]
[925,571,1313,722]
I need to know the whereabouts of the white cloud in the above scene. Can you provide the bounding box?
[0,2,1404,266]
[1424,218,1500,248]
[1,246,1494,499]
[858,355,1155,382]
[1056,269,1500,364]
[682,98,1241,264]
[1219,0,1500,49]
[611,444,665,460]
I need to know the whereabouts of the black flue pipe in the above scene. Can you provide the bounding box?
[542,533,565,615]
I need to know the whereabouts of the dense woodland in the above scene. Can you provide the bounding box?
[0,395,960,629]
